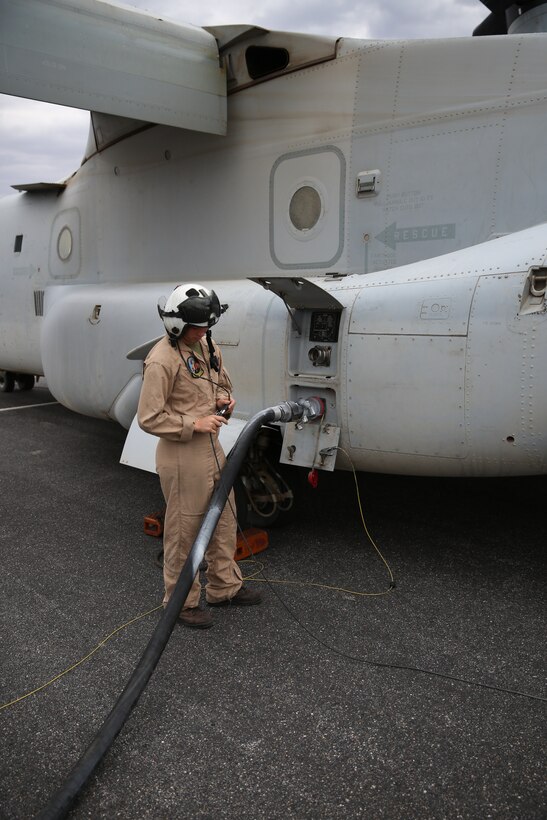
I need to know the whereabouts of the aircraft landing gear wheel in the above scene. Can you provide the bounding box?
[234,472,297,529]
[0,370,15,393]
[16,374,35,391]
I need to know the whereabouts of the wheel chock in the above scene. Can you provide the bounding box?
[235,528,269,560]
[144,511,165,537]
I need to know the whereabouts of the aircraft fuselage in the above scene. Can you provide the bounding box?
[1,28,546,476]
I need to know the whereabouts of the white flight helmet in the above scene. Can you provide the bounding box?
[158,283,223,339]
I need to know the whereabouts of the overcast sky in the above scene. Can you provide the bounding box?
[0,0,487,199]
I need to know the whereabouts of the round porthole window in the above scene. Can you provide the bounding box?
[57,226,73,261]
[289,185,322,232]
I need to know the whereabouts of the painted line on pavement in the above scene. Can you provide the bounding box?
[0,401,59,412]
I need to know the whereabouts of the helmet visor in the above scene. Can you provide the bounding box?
[177,291,221,327]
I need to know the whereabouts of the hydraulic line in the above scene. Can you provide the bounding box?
[37,399,315,820]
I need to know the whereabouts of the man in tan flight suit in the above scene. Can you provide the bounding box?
[137,283,261,628]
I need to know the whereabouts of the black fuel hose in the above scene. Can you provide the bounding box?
[38,401,305,820]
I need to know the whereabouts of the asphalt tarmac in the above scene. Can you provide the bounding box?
[0,382,545,819]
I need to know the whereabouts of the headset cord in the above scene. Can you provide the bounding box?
[205,329,220,372]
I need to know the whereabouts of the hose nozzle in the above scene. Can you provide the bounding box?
[271,396,325,424]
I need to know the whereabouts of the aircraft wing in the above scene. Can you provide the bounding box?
[126,336,164,361]
[0,0,226,135]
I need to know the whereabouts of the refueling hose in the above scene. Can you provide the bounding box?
[38,399,318,819]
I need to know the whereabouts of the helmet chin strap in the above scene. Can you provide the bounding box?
[206,328,220,372]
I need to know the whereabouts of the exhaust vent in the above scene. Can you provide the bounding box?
[34,290,44,317]
[246,46,289,79]
[519,267,547,315]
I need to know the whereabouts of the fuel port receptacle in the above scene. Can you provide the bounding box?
[308,345,332,366]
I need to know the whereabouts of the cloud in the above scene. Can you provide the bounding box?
[0,0,486,199]
[127,0,485,39]
[0,98,89,193]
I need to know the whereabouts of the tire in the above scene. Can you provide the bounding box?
[234,474,300,530]
[234,476,279,529]
[15,374,35,391]
[0,370,15,393]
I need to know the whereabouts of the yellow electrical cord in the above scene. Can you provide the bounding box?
[336,446,395,588]
[0,604,162,712]
[239,444,395,596]
[2,447,394,712]
[241,559,390,597]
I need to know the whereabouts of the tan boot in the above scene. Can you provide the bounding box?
[179,607,213,629]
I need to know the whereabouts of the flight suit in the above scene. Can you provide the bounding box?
[137,335,243,610]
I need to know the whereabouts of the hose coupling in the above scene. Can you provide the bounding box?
[271,401,302,422]
[271,396,326,424]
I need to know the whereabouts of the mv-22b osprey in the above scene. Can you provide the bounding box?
[0,0,546,522]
